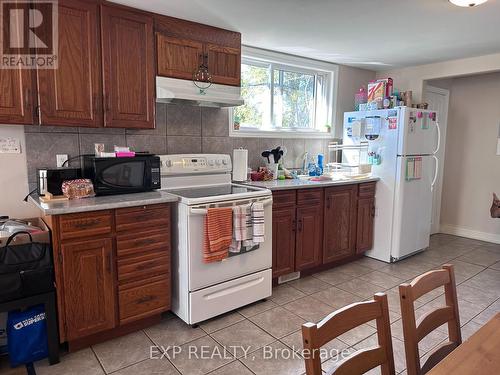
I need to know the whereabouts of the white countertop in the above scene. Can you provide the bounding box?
[29,191,179,215]
[241,176,379,191]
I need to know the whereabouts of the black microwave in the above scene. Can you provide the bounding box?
[82,154,161,196]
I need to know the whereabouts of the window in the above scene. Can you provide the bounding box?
[231,46,338,138]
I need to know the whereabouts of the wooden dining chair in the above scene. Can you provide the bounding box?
[302,293,395,375]
[399,264,462,375]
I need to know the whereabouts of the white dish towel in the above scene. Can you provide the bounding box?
[251,202,265,243]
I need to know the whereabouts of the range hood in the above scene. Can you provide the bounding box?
[156,76,244,107]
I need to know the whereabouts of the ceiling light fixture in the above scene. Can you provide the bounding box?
[449,0,488,7]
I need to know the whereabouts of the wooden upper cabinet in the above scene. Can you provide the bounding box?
[206,43,240,86]
[323,185,358,264]
[37,0,101,127]
[157,34,203,80]
[272,206,296,278]
[62,237,116,340]
[101,5,155,129]
[0,68,34,124]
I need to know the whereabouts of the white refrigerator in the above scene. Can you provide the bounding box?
[343,107,440,262]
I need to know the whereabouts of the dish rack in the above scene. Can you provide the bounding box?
[326,142,371,177]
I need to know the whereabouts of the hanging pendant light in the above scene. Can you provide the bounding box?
[193,53,212,95]
[449,0,488,7]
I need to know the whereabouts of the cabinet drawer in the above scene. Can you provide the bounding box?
[272,190,296,207]
[297,188,323,205]
[59,211,113,241]
[115,204,170,233]
[116,229,170,258]
[119,278,170,324]
[118,253,170,284]
[359,182,376,198]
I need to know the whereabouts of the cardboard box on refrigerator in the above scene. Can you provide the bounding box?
[0,218,50,247]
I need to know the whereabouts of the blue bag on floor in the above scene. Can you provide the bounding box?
[6,304,48,367]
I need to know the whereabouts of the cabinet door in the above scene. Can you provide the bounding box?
[0,68,34,124]
[37,0,101,127]
[62,238,116,340]
[157,34,203,80]
[323,185,358,263]
[101,5,155,129]
[356,197,375,254]
[296,204,323,271]
[272,206,296,278]
[206,43,240,86]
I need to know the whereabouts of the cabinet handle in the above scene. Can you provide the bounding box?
[106,252,112,273]
[298,219,303,232]
[105,94,110,113]
[326,197,331,209]
[73,219,100,229]
[137,295,155,304]
[24,88,31,110]
[292,218,296,233]
[371,205,376,218]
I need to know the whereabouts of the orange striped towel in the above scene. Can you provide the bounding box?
[203,207,233,263]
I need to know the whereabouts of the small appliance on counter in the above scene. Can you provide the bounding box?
[81,153,161,196]
[37,168,81,196]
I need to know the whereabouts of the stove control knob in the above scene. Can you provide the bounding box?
[216,159,222,166]
[222,159,228,165]
[208,160,215,166]
[165,160,172,167]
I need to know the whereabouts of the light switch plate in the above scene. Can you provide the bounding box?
[56,154,68,168]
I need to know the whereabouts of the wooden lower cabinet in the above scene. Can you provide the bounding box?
[49,203,171,346]
[295,204,323,271]
[62,238,116,340]
[271,182,376,278]
[323,185,358,264]
[356,197,375,253]
[272,206,296,278]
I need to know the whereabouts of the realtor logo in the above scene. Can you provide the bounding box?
[1,0,58,69]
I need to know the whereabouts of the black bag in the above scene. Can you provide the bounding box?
[0,231,54,303]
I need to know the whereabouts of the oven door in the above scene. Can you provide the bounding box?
[186,196,272,291]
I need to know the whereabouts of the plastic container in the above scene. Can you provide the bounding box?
[354,87,367,111]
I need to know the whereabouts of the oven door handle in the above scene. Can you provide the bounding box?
[189,197,273,215]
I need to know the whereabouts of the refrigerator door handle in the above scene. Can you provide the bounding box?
[431,155,439,191]
[433,121,441,155]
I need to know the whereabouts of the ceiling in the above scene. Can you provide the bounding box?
[113,0,500,71]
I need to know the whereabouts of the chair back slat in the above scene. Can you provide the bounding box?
[314,300,382,347]
[408,269,450,300]
[416,307,454,342]
[399,264,461,375]
[302,292,395,375]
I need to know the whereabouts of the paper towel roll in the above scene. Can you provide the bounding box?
[233,148,248,181]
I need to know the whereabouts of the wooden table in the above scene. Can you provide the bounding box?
[428,313,500,374]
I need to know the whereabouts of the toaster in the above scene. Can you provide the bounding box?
[37,168,81,196]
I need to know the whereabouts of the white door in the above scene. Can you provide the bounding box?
[424,86,450,234]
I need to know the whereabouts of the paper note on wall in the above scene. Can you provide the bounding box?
[0,137,21,153]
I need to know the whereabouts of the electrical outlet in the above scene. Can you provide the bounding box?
[56,154,68,168]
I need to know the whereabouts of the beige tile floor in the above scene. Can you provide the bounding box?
[2,234,500,375]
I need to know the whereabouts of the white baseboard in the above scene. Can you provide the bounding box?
[440,224,500,244]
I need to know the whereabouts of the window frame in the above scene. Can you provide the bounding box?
[229,46,339,139]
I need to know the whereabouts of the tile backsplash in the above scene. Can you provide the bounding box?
[24,103,336,184]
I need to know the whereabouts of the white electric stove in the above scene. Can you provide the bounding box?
[159,154,273,324]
